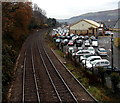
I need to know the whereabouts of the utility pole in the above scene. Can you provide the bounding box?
[111,33,114,71]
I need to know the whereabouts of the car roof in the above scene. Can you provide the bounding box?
[92,59,109,62]
[87,56,101,59]
[99,48,106,50]
[88,47,94,49]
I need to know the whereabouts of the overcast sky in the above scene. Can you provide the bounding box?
[32,0,120,19]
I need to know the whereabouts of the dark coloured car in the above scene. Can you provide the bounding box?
[84,36,89,40]
[90,36,96,41]
[76,40,83,47]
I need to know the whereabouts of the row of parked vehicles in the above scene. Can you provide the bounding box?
[53,28,119,72]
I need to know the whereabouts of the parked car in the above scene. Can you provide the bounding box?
[66,36,72,40]
[86,59,110,69]
[55,39,61,43]
[77,47,83,51]
[79,54,95,62]
[105,31,113,36]
[90,36,96,40]
[79,36,84,39]
[61,39,69,46]
[67,47,75,55]
[92,39,98,47]
[76,40,83,47]
[87,47,95,54]
[68,40,74,46]
[96,47,107,56]
[85,40,90,47]
[82,56,101,65]
[72,50,91,57]
[84,36,89,40]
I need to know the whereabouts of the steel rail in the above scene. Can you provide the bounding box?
[22,51,26,103]
[31,47,41,103]
[37,43,62,103]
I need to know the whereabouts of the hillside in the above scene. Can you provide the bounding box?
[57,9,119,28]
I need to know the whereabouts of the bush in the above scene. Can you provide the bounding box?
[111,73,120,93]
[114,38,120,49]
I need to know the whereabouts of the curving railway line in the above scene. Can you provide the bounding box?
[9,30,97,102]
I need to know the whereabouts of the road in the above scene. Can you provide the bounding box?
[8,29,96,102]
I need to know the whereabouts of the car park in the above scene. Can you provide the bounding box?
[92,39,98,47]
[87,47,95,54]
[82,56,101,65]
[85,40,90,47]
[96,47,107,56]
[86,59,110,69]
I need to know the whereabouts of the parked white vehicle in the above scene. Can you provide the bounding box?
[82,56,101,65]
[68,47,74,53]
[85,40,90,47]
[79,54,95,62]
[92,39,98,47]
[86,59,110,69]
[87,47,95,54]
[72,50,91,57]
[96,47,107,56]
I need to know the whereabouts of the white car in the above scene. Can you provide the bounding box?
[96,47,107,56]
[86,59,110,69]
[87,47,95,54]
[68,47,74,53]
[85,40,90,47]
[82,56,101,65]
[79,54,95,62]
[92,39,98,47]
[72,50,91,57]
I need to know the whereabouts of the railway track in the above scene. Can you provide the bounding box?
[11,30,97,102]
[22,44,40,102]
[37,40,78,103]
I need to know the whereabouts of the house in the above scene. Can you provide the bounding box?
[69,19,104,36]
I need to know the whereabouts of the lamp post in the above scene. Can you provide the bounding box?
[111,33,114,71]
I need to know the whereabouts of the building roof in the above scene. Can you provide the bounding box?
[84,19,100,27]
[70,19,100,28]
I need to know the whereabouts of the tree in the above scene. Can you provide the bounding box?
[2,2,33,40]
